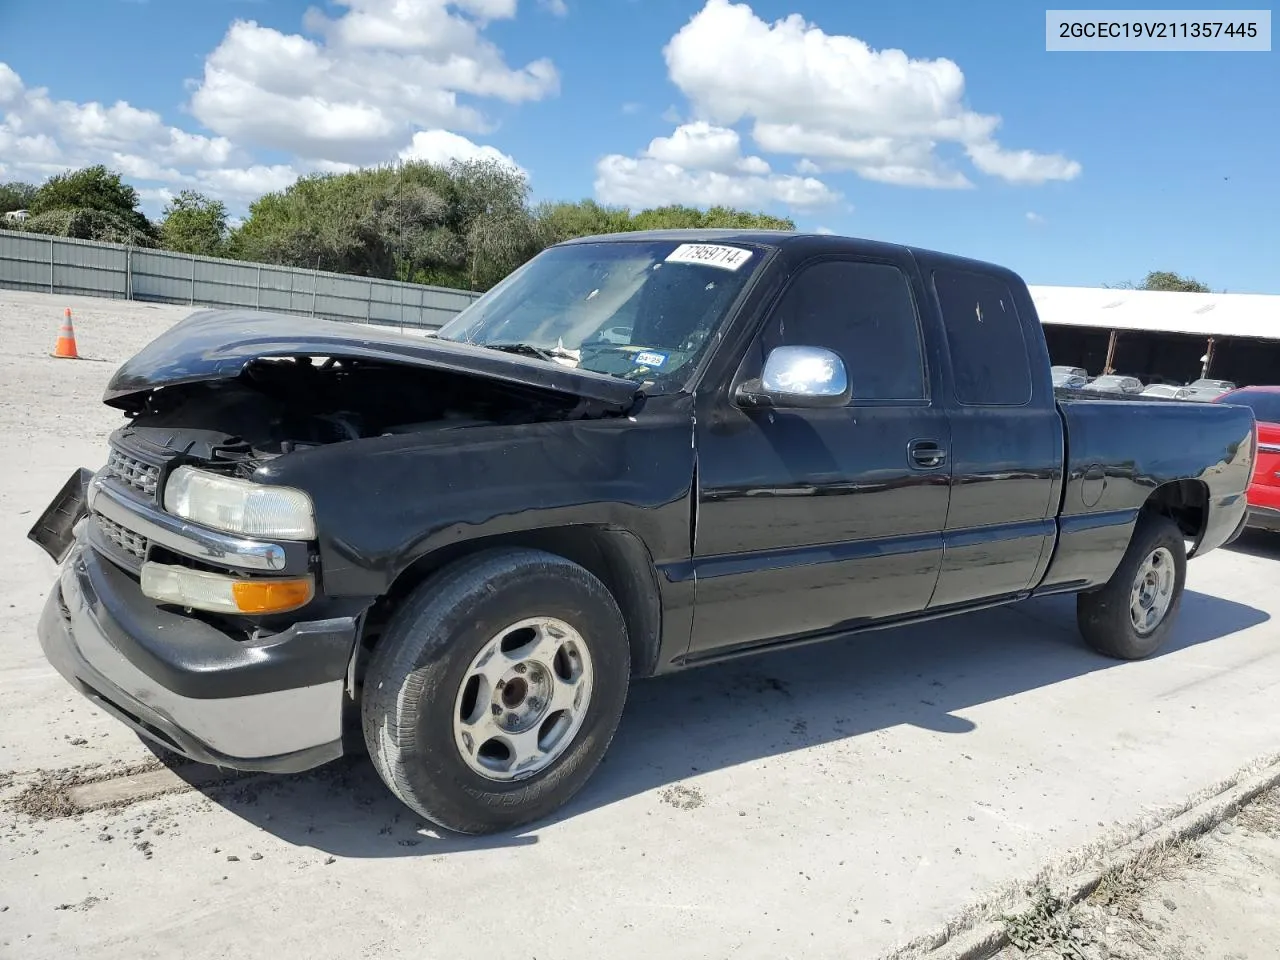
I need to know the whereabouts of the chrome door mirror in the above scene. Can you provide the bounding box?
[735,345,852,409]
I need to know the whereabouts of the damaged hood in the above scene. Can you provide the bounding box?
[104,309,642,411]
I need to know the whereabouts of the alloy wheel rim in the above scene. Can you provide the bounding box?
[1130,546,1176,635]
[451,617,594,781]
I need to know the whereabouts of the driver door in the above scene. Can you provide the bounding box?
[686,255,952,659]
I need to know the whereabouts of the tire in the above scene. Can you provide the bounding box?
[361,548,631,834]
[1076,512,1187,660]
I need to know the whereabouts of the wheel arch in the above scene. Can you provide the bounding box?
[1142,478,1210,556]
[356,525,664,692]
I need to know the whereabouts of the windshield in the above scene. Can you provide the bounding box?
[1221,389,1280,423]
[435,239,764,388]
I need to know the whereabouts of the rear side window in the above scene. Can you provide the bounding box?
[933,268,1032,406]
[765,260,926,401]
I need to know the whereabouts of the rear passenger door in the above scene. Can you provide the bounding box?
[688,254,952,658]
[927,266,1064,608]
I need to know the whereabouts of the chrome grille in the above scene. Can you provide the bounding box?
[96,515,149,562]
[106,446,161,499]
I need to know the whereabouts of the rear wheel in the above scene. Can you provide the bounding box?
[1076,513,1187,660]
[361,548,630,834]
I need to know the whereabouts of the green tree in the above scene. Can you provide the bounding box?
[229,159,543,291]
[17,208,159,247]
[1138,270,1211,293]
[0,181,37,215]
[160,190,229,256]
[533,200,632,245]
[628,204,795,231]
[28,165,157,243]
[532,199,795,246]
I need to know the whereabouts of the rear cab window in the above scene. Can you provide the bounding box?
[932,268,1032,406]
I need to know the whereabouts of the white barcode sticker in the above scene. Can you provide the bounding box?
[663,243,753,271]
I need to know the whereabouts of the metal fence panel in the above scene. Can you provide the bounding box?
[132,248,198,304]
[51,236,129,299]
[0,231,58,293]
[194,256,259,309]
[0,228,481,329]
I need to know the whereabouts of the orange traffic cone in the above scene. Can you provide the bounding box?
[52,307,80,359]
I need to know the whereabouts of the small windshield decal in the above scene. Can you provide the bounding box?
[634,350,668,368]
[664,244,753,271]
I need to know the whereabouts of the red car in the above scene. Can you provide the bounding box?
[1216,386,1280,533]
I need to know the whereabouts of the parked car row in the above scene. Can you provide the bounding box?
[1050,366,1237,401]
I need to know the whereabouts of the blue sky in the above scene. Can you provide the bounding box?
[1,0,1277,292]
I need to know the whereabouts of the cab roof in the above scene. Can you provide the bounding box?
[554,229,1021,283]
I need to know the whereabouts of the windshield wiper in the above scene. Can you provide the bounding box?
[484,342,557,361]
[484,341,581,364]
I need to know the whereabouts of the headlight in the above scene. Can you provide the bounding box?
[163,466,316,540]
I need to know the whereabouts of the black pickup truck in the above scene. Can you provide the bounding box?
[31,231,1255,834]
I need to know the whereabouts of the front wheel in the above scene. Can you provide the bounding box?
[1076,512,1187,660]
[361,548,631,835]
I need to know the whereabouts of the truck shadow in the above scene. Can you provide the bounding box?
[1225,529,1280,560]
[185,588,1266,857]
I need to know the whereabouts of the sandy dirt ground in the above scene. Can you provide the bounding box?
[1,288,1279,960]
[995,786,1280,960]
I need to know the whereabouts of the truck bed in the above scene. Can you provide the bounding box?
[1037,394,1255,593]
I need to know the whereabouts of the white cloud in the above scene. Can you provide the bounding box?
[190,3,557,164]
[754,124,972,188]
[0,63,241,191]
[0,0,540,212]
[643,122,771,175]
[597,119,839,211]
[1026,211,1048,225]
[0,63,22,104]
[195,164,301,199]
[138,187,176,208]
[662,0,1080,188]
[539,0,569,15]
[399,129,526,176]
[813,225,836,235]
[595,155,838,210]
[969,143,1081,185]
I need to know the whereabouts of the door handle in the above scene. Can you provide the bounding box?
[908,440,947,469]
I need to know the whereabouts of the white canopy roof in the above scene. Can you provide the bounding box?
[1027,285,1280,340]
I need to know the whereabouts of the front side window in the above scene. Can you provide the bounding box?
[436,240,763,388]
[761,260,927,401]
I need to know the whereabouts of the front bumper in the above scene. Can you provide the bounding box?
[38,528,356,774]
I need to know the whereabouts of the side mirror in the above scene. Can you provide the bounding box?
[735,345,852,409]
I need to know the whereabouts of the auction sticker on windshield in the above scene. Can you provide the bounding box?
[664,244,753,271]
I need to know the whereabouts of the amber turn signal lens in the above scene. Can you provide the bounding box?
[231,577,314,614]
[141,563,314,615]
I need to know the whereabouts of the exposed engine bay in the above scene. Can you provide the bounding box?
[117,355,605,472]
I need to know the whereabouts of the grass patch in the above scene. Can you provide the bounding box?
[1001,886,1092,958]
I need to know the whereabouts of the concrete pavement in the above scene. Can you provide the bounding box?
[2,289,1278,959]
